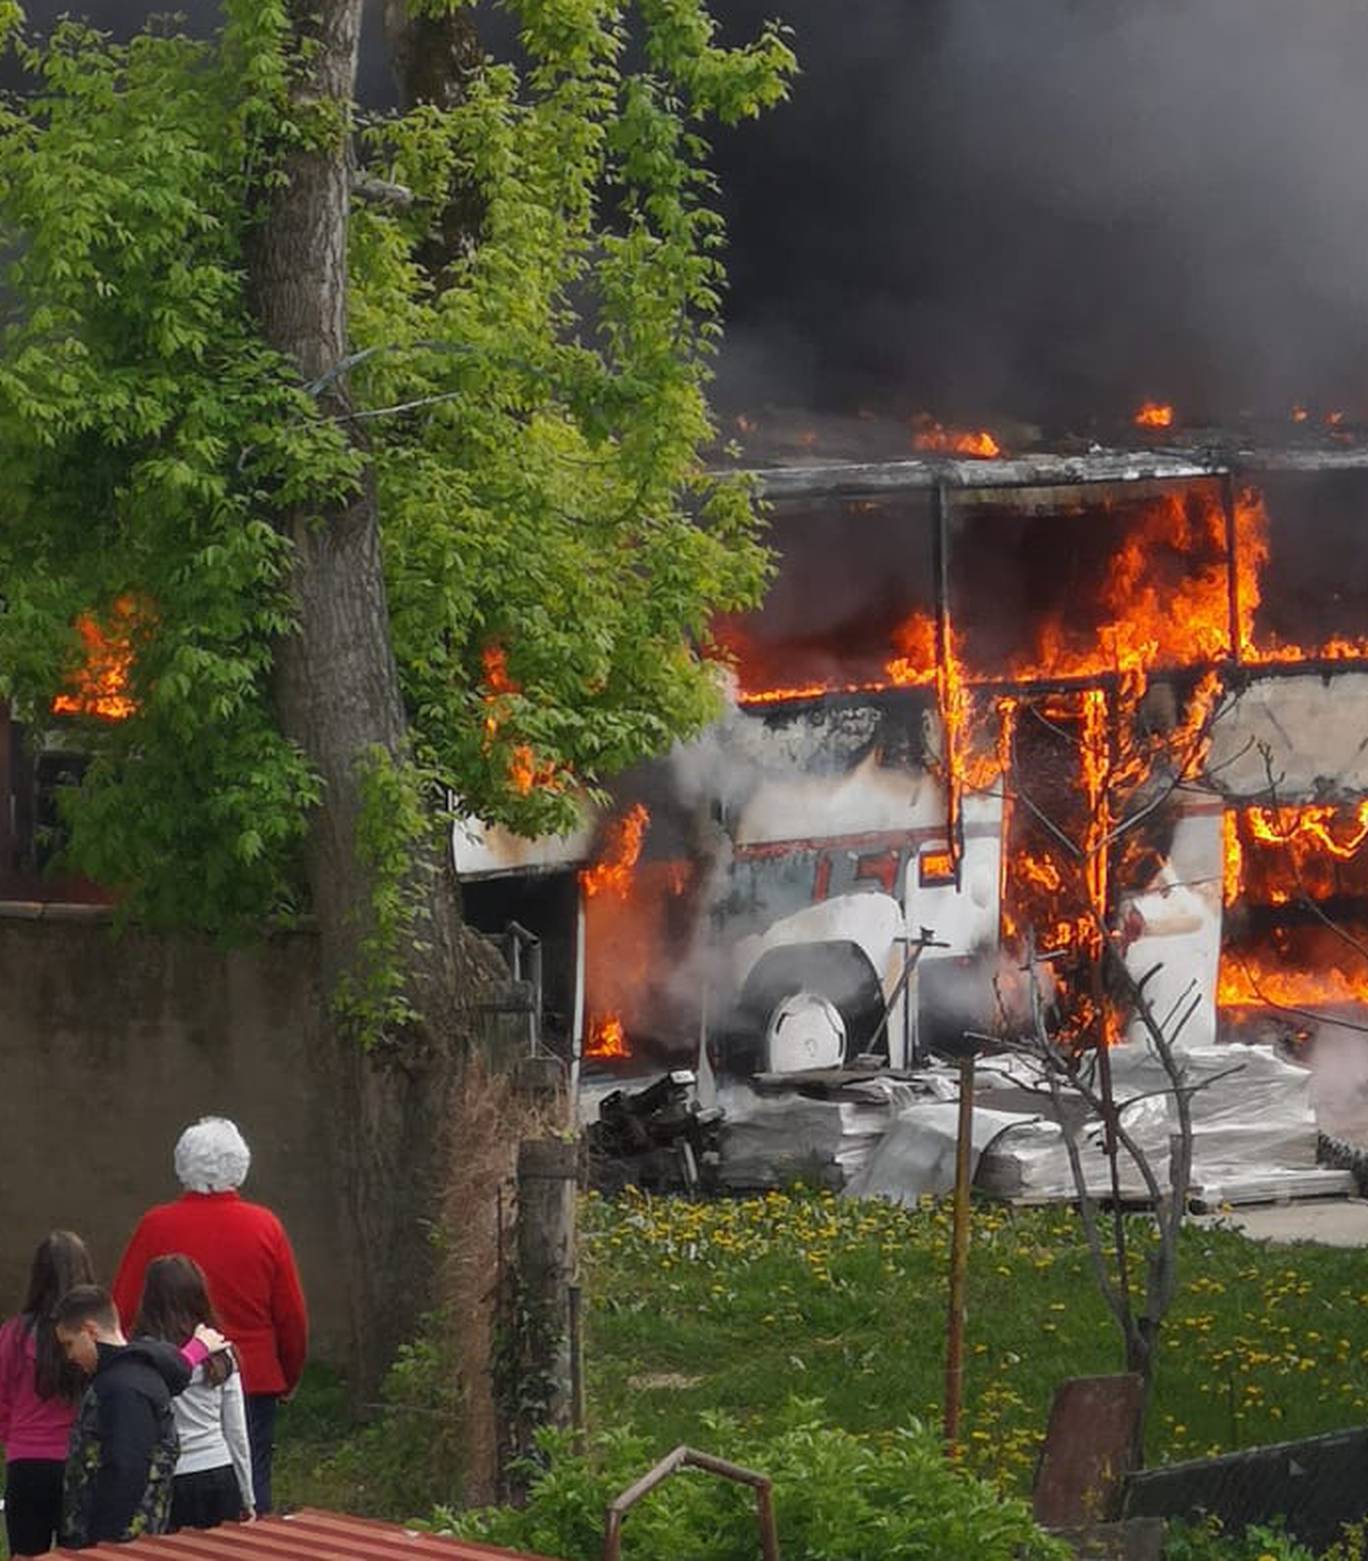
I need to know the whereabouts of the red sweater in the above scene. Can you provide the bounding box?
[112,1191,308,1396]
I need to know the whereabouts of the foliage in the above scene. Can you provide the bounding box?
[0,0,793,932]
[580,1191,1368,1495]
[275,1325,472,1521]
[332,746,430,1043]
[1163,1516,1317,1560]
[439,1406,1069,1561]
[273,1198,1368,1555]
[490,1265,566,1483]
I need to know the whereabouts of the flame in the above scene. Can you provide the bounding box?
[1220,802,1368,1018]
[1017,854,1062,894]
[886,611,938,687]
[508,744,558,797]
[1223,801,1368,909]
[480,643,559,795]
[1218,947,1368,1012]
[738,681,878,706]
[920,847,957,884]
[482,644,516,696]
[580,844,696,1071]
[718,471,1368,1036]
[1291,405,1310,424]
[580,803,650,899]
[912,419,1003,458]
[1004,491,1232,686]
[1248,802,1368,861]
[1134,401,1175,429]
[51,600,139,721]
[585,1013,630,1059]
[1222,809,1244,907]
[731,479,1368,711]
[1235,489,1368,665]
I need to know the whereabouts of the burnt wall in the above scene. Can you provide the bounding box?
[0,911,349,1363]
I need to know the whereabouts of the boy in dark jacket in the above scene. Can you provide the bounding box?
[54,1285,191,1547]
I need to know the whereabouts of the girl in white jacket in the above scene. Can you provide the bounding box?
[134,1254,255,1530]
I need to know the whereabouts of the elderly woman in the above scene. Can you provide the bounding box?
[112,1117,308,1515]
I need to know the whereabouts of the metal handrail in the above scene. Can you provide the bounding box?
[601,1445,779,1561]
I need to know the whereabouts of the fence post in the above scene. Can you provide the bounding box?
[502,1137,578,1493]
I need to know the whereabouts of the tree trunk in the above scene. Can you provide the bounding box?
[382,0,484,275]
[244,0,495,1399]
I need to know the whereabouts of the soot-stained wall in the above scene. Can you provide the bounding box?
[0,911,348,1363]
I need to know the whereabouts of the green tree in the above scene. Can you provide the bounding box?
[0,0,792,1392]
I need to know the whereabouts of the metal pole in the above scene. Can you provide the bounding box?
[568,1282,586,1453]
[1219,469,1243,664]
[930,481,963,882]
[943,1051,975,1451]
[602,1447,779,1561]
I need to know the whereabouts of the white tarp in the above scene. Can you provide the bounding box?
[845,1104,1035,1204]
[717,1077,921,1189]
[845,1042,1328,1206]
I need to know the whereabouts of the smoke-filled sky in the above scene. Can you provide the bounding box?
[16,0,1368,427]
[710,0,1368,426]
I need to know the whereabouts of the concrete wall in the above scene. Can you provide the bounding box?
[0,910,349,1364]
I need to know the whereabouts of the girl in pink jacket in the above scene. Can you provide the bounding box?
[0,1231,95,1556]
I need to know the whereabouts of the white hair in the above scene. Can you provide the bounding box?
[174,1117,251,1194]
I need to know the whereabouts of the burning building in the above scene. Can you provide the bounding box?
[456,425,1368,1168]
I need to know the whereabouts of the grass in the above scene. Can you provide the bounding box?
[580,1189,1368,1495]
[275,1362,361,1510]
[272,1187,1368,1534]
[8,1192,1361,1557]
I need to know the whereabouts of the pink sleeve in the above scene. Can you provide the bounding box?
[0,1318,23,1444]
[181,1338,210,1368]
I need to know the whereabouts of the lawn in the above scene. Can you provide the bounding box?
[266,1187,1368,1552]
[5,1192,1357,1557]
[580,1189,1368,1495]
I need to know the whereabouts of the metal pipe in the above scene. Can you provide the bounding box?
[570,890,587,1102]
[602,1447,779,1561]
[1220,469,1243,664]
[930,481,963,881]
[871,929,948,1058]
[943,1052,976,1451]
[568,1282,586,1452]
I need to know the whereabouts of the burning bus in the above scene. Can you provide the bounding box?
[456,424,1368,1141]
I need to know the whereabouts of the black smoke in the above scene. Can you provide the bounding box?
[17,0,1368,429]
[710,0,1368,428]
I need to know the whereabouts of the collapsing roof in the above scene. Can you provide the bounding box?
[744,442,1368,499]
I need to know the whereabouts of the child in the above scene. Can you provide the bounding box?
[0,1232,95,1556]
[134,1255,254,1530]
[53,1284,196,1548]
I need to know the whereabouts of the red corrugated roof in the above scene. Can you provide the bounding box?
[51,1508,560,1560]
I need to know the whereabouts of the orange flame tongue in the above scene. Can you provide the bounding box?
[1134,401,1175,428]
[580,803,650,899]
[1218,948,1368,1012]
[480,643,559,794]
[911,419,1003,458]
[886,610,938,687]
[52,599,140,721]
[585,1013,629,1059]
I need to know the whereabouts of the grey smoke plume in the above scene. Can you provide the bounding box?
[712,0,1368,424]
[1309,1025,1368,1141]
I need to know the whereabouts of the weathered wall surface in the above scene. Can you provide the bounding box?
[0,911,348,1364]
